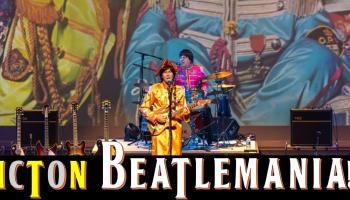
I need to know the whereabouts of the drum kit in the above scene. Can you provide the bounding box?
[130,51,236,148]
[182,70,236,149]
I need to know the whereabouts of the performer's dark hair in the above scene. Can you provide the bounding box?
[159,65,176,81]
[179,49,193,63]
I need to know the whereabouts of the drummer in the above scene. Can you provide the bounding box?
[175,49,208,101]
[175,49,212,144]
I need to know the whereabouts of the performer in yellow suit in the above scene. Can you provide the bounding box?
[140,60,190,156]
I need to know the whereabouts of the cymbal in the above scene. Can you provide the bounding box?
[204,71,232,80]
[212,84,236,89]
[134,82,150,90]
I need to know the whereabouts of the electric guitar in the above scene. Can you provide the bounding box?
[36,105,57,155]
[11,107,25,156]
[91,100,115,155]
[66,102,85,155]
[147,99,211,135]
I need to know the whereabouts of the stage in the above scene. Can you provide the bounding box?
[0,125,350,156]
[114,139,259,155]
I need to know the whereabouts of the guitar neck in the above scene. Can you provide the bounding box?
[187,102,199,110]
[103,112,109,140]
[16,114,21,147]
[44,116,49,149]
[158,102,197,116]
[173,103,197,115]
[72,111,78,146]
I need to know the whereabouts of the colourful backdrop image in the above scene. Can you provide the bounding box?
[1,0,350,131]
[0,0,116,126]
[118,0,350,126]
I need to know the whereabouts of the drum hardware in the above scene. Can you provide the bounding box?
[212,84,236,89]
[210,79,231,118]
[203,71,233,81]
[127,121,151,147]
[182,69,238,150]
[134,82,151,92]
[212,117,240,149]
[127,116,151,147]
[182,115,215,151]
[182,99,214,150]
[129,53,183,148]
[207,90,230,96]
[204,70,236,147]
[130,51,163,146]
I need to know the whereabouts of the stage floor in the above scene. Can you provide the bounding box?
[1,125,350,156]
[116,139,259,155]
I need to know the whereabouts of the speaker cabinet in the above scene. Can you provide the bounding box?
[290,109,332,146]
[19,110,58,146]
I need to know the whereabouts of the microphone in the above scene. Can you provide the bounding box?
[166,79,174,86]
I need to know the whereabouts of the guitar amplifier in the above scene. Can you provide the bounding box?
[290,109,333,146]
[20,110,58,146]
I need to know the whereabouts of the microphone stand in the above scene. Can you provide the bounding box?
[134,51,165,140]
[168,82,173,155]
[135,51,163,60]
[139,53,147,145]
[134,51,158,144]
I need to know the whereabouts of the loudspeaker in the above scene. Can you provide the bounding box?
[20,110,58,146]
[290,109,332,146]
[124,123,140,141]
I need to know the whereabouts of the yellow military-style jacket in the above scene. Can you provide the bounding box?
[140,82,190,156]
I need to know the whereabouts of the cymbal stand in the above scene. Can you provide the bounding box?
[138,53,147,144]
[215,118,235,148]
[213,79,223,117]
[212,79,231,148]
